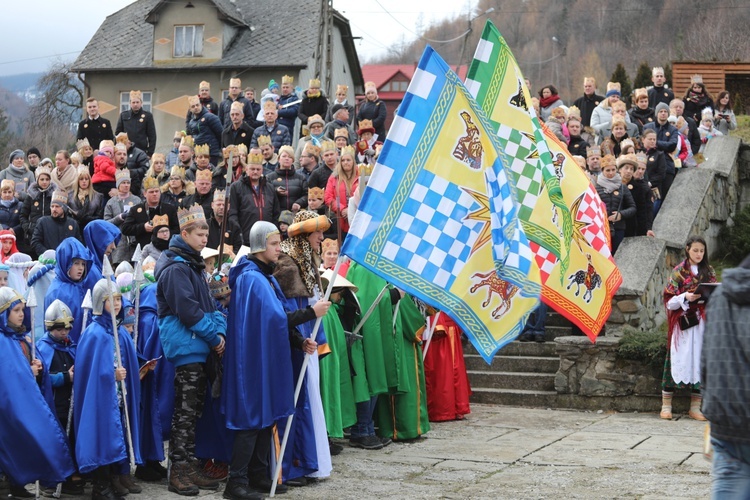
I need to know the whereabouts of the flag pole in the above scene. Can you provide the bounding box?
[26,287,40,500]
[422,311,441,360]
[270,256,342,497]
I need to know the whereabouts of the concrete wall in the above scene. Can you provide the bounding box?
[606,136,748,335]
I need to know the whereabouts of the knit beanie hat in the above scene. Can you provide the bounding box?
[655,102,670,115]
[27,147,41,158]
[8,150,24,163]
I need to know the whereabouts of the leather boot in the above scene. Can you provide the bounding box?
[660,391,673,420]
[223,480,264,500]
[110,476,129,497]
[168,463,199,496]
[92,480,125,500]
[118,474,142,494]
[689,394,707,421]
[187,461,220,490]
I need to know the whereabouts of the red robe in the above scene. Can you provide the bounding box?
[423,314,471,422]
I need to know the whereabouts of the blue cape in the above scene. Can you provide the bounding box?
[83,220,121,290]
[221,257,295,430]
[0,307,75,484]
[136,284,169,459]
[44,238,93,343]
[73,315,142,473]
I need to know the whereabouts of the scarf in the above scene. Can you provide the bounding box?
[663,259,717,346]
[596,173,622,193]
[539,94,560,109]
[0,199,13,208]
[307,90,321,99]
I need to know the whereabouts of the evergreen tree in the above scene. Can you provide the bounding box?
[633,62,652,89]
[610,63,632,107]
[0,106,13,159]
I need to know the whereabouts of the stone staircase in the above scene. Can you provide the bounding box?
[465,311,571,408]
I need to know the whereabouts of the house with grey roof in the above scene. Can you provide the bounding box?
[72,0,363,155]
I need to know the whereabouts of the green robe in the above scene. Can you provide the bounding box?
[375,294,431,441]
[345,263,407,396]
[319,303,357,438]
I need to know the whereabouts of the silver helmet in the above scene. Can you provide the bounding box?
[248,221,280,254]
[115,261,134,277]
[92,278,122,316]
[44,299,74,329]
[0,286,24,314]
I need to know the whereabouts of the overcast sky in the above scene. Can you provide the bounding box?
[1,0,472,75]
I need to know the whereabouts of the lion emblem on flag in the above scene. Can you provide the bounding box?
[452,111,483,170]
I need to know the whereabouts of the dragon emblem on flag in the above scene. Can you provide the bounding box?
[470,270,519,319]
[452,111,483,170]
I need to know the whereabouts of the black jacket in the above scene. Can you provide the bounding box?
[298,91,329,129]
[67,191,105,231]
[20,184,53,243]
[572,93,605,127]
[567,135,589,158]
[647,86,674,110]
[221,122,255,150]
[219,96,254,129]
[596,182,636,231]
[116,109,157,156]
[265,168,308,212]
[308,164,335,191]
[228,175,280,243]
[644,148,667,193]
[684,116,702,155]
[207,215,243,252]
[0,197,23,235]
[644,122,678,174]
[357,99,388,139]
[628,107,655,134]
[120,201,180,249]
[126,145,150,196]
[623,178,653,237]
[31,215,81,256]
[76,115,114,149]
[186,107,224,160]
[184,96,219,126]
[181,188,214,218]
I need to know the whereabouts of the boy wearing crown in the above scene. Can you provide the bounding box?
[155,203,226,495]
[31,189,81,256]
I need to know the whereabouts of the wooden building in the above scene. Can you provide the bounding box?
[672,62,750,113]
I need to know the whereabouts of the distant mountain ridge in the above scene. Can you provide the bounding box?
[0,73,43,94]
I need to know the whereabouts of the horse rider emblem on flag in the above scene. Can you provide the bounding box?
[343,45,540,362]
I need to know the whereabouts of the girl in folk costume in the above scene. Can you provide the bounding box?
[661,235,717,421]
[324,145,358,241]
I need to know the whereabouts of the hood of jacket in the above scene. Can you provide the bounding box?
[154,234,203,280]
[84,220,122,271]
[54,237,94,286]
[721,267,750,305]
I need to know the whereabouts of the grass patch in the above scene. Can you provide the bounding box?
[730,115,750,143]
[616,324,667,370]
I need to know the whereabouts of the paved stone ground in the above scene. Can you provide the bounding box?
[33,404,711,499]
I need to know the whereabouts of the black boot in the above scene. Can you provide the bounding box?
[8,484,33,498]
[223,480,264,500]
[92,480,125,500]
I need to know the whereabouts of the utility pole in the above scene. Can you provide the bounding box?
[324,0,334,97]
[314,0,327,79]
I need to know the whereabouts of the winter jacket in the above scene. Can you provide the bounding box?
[644,148,667,194]
[278,92,300,133]
[0,165,33,202]
[181,188,214,217]
[120,201,180,250]
[92,154,116,185]
[357,99,387,140]
[219,96,253,129]
[125,145,150,196]
[186,106,224,160]
[567,135,589,158]
[228,175,280,243]
[590,100,634,136]
[623,178,653,237]
[714,108,737,135]
[20,183,53,244]
[643,121,678,174]
[266,167,308,212]
[572,93,605,127]
[702,264,750,444]
[250,123,292,152]
[298,90,329,129]
[155,234,225,367]
[221,122,254,150]
[103,194,141,264]
[0,198,23,235]
[31,214,80,256]
[76,115,115,150]
[595,181,636,232]
[683,116,702,155]
[539,98,564,122]
[683,92,714,124]
[165,147,180,170]
[628,107,655,134]
[325,173,359,234]
[647,86,674,110]
[207,215,243,252]
[67,191,105,231]
[322,121,357,145]
[116,108,157,156]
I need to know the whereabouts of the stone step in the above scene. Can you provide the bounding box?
[467,370,556,391]
[544,311,574,328]
[463,340,558,358]
[470,388,692,412]
[464,354,559,373]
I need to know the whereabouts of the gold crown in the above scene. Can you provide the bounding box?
[199,80,210,90]
[322,238,338,253]
[336,84,348,94]
[213,189,226,202]
[237,143,248,156]
[309,78,321,88]
[170,165,186,179]
[257,135,272,147]
[320,140,336,153]
[76,138,90,150]
[248,151,264,165]
[51,189,69,206]
[334,128,349,139]
[304,144,321,157]
[115,169,130,182]
[194,144,210,156]
[263,100,277,112]
[357,119,375,133]
[187,95,200,106]
[691,74,703,84]
[340,145,355,158]
[115,132,129,145]
[635,152,648,165]
[223,145,238,159]
[180,135,195,149]
[151,214,169,227]
[129,90,142,101]
[600,154,616,168]
[358,163,374,176]
[177,203,206,231]
[196,169,212,182]
[143,176,160,190]
[308,187,325,200]
[282,75,294,85]
[230,101,244,113]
